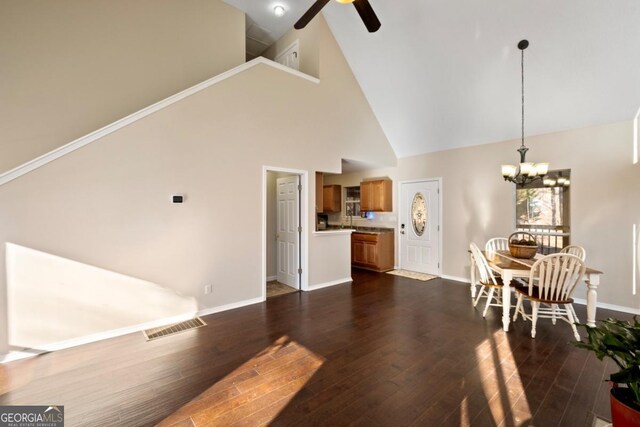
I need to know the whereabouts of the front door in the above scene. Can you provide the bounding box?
[399,180,440,275]
[276,176,300,288]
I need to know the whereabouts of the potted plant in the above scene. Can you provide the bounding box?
[574,317,640,426]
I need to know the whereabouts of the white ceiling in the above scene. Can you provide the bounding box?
[227,0,640,158]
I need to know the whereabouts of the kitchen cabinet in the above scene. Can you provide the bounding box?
[315,172,324,213]
[322,185,341,213]
[360,179,392,212]
[351,231,394,272]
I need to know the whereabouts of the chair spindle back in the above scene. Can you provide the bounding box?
[470,243,498,286]
[485,237,509,255]
[528,253,586,302]
[560,245,586,261]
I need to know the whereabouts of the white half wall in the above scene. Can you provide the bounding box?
[309,231,353,289]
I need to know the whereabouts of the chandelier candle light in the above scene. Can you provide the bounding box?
[501,40,550,186]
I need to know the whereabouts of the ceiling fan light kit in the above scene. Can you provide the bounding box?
[294,0,381,33]
[501,40,557,188]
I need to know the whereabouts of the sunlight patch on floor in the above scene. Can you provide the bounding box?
[474,330,532,426]
[157,335,324,426]
[459,394,470,426]
[593,416,612,427]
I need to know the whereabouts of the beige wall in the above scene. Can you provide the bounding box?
[6,243,197,348]
[263,18,320,78]
[0,0,245,174]
[326,120,640,310]
[0,15,396,354]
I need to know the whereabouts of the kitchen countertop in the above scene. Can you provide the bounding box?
[323,226,394,235]
[313,228,354,236]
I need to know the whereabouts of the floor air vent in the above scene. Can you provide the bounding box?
[143,317,206,341]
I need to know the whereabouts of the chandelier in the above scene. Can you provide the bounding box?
[501,40,549,186]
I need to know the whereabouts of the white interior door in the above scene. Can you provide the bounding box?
[276,176,300,288]
[399,180,440,275]
[275,40,299,71]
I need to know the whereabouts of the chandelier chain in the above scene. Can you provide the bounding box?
[502,39,553,187]
[521,47,525,148]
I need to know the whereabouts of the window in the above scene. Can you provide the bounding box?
[515,169,570,254]
[345,186,361,217]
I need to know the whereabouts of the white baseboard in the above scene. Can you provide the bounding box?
[197,297,264,317]
[441,274,470,283]
[307,277,352,291]
[0,349,48,364]
[1,296,264,364]
[573,298,640,315]
[266,276,277,282]
[0,311,197,363]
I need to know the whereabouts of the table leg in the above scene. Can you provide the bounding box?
[470,254,477,299]
[502,271,512,332]
[586,273,600,327]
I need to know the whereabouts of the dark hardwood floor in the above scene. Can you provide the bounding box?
[0,269,625,426]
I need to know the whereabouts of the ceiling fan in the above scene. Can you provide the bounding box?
[294,0,381,33]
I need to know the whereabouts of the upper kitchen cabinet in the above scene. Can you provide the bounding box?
[322,185,342,213]
[360,179,392,212]
[315,172,342,213]
[315,172,324,213]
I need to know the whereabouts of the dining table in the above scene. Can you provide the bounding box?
[469,249,604,332]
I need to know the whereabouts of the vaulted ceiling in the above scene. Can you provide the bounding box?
[226,0,640,158]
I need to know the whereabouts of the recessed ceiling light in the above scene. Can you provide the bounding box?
[274,5,286,17]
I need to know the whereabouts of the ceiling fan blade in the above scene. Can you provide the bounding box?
[353,0,381,33]
[294,0,331,30]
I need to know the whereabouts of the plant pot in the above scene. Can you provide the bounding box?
[611,387,640,426]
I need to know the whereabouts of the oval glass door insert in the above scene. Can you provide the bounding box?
[411,193,427,236]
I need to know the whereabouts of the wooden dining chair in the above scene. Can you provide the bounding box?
[560,245,586,261]
[485,237,509,255]
[469,243,518,317]
[512,253,586,340]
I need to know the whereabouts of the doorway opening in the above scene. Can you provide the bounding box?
[262,167,309,300]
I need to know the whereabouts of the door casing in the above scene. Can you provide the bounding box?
[262,166,309,301]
